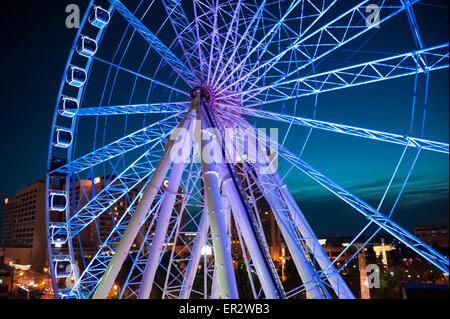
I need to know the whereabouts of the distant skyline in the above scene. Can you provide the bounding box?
[0,0,448,237]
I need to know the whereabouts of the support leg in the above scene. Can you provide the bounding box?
[252,132,354,299]
[93,111,194,299]
[195,93,239,299]
[138,118,194,299]
[138,160,187,299]
[243,133,325,299]
[179,209,210,299]
[211,194,232,299]
[218,165,280,299]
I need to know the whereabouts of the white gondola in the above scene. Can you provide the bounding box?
[54,256,73,279]
[53,127,73,148]
[57,289,78,299]
[58,96,79,118]
[66,65,87,87]
[49,191,68,212]
[76,35,98,58]
[50,223,69,246]
[89,6,110,29]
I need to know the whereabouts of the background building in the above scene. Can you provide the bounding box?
[0,180,47,270]
[68,176,146,262]
[414,225,449,249]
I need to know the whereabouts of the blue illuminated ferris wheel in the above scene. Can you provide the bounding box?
[46,0,448,299]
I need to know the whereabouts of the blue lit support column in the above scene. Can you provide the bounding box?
[249,129,354,298]
[258,173,326,299]
[194,91,239,299]
[179,206,210,299]
[218,164,281,299]
[235,126,325,299]
[93,111,194,299]
[138,123,193,299]
[210,194,232,299]
[257,166,354,298]
[280,184,355,299]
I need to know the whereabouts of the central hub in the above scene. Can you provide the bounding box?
[190,86,242,129]
[190,86,216,106]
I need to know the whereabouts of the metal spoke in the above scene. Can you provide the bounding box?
[240,106,449,154]
[278,144,449,274]
[239,43,449,103]
[51,112,183,174]
[77,102,189,116]
[109,0,196,87]
[46,0,449,300]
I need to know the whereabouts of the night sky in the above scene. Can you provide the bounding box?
[0,0,448,237]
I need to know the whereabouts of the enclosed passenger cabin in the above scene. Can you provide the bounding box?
[50,223,69,246]
[53,256,73,279]
[66,66,87,88]
[49,191,68,212]
[59,96,79,118]
[53,128,73,148]
[76,35,98,58]
[89,6,110,29]
[57,289,78,299]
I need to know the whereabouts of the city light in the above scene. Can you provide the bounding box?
[201,245,213,256]
[0,0,448,302]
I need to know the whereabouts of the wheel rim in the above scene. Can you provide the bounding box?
[47,0,449,299]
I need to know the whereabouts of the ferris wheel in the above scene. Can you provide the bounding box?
[46,0,449,299]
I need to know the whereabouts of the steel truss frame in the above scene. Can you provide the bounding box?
[46,0,449,299]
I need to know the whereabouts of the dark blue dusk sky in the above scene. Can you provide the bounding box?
[0,0,448,237]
